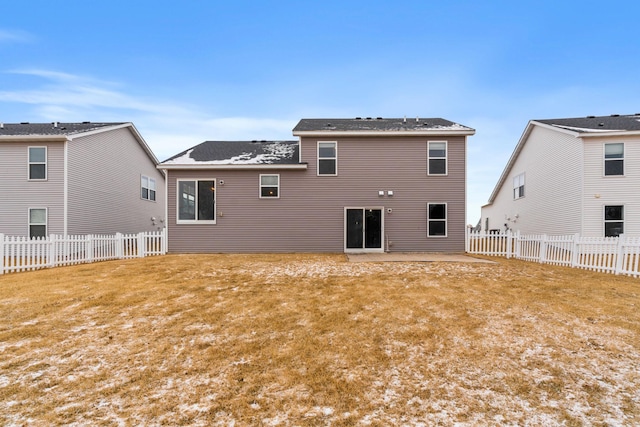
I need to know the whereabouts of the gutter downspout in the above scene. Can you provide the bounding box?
[63,139,69,236]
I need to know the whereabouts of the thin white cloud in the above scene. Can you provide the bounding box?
[0,68,297,161]
[0,29,34,44]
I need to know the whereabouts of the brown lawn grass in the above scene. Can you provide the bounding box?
[0,254,639,426]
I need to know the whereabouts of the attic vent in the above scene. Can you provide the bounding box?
[355,117,362,120]
[586,116,595,118]
[376,117,382,120]
[366,117,372,120]
[611,114,620,117]
[21,122,29,124]
[82,121,90,124]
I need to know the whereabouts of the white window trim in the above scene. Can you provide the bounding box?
[259,174,280,199]
[176,179,216,224]
[603,142,624,177]
[604,204,624,237]
[513,172,525,200]
[427,202,448,238]
[141,175,157,201]
[317,141,338,176]
[427,140,448,176]
[28,146,47,181]
[28,207,47,239]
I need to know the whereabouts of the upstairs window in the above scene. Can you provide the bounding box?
[29,208,47,239]
[604,143,624,176]
[141,176,156,201]
[177,180,215,223]
[604,205,624,237]
[260,174,280,198]
[428,141,447,175]
[427,203,447,237]
[28,147,47,180]
[318,142,337,175]
[513,173,525,200]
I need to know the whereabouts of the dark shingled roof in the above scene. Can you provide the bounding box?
[536,114,640,132]
[293,117,473,132]
[162,140,300,165]
[0,122,125,136]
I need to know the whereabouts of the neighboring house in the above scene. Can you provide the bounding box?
[0,122,165,238]
[159,117,475,253]
[481,114,640,237]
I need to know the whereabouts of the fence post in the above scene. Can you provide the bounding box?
[539,234,548,264]
[162,227,167,254]
[505,230,512,259]
[0,233,4,275]
[570,233,579,267]
[116,233,124,259]
[137,232,145,258]
[615,234,625,275]
[86,235,94,263]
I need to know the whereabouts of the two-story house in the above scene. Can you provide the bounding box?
[481,114,640,237]
[0,122,165,238]
[159,117,474,253]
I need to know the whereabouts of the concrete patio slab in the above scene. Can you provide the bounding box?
[346,252,495,263]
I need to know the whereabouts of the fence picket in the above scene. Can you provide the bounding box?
[466,230,640,278]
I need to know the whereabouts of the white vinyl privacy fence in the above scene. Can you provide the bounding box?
[466,229,640,278]
[0,229,166,275]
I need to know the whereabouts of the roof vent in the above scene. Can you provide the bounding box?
[251,140,257,142]
[355,117,362,120]
[326,123,332,127]
[416,117,419,122]
[611,114,620,117]
[52,121,58,128]
[366,117,372,120]
[586,115,595,118]
[376,117,382,120]
[598,123,604,127]
[261,140,266,142]
[403,116,407,123]
[82,121,90,124]
[21,122,29,124]
[0,123,3,129]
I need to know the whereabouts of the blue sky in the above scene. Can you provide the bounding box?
[1,0,639,223]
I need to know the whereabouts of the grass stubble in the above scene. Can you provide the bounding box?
[0,254,638,426]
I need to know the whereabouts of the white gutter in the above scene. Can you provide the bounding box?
[158,164,308,171]
[293,130,475,137]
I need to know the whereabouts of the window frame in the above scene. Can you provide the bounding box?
[604,143,624,177]
[141,175,157,201]
[513,172,525,200]
[427,141,448,176]
[28,207,47,239]
[317,141,338,176]
[427,202,448,238]
[259,174,280,199]
[604,205,624,237]
[176,179,216,224]
[28,146,47,181]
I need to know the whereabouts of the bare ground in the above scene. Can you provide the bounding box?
[0,254,638,426]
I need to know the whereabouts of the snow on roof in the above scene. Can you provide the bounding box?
[162,140,300,165]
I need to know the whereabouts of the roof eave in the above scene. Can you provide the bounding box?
[578,130,640,138]
[0,135,69,142]
[292,130,475,137]
[158,163,308,170]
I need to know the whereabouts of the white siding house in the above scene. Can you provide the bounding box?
[0,122,165,237]
[481,114,640,237]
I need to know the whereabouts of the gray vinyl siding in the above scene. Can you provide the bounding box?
[66,127,165,235]
[482,125,583,235]
[167,135,467,253]
[582,135,640,236]
[0,142,65,236]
